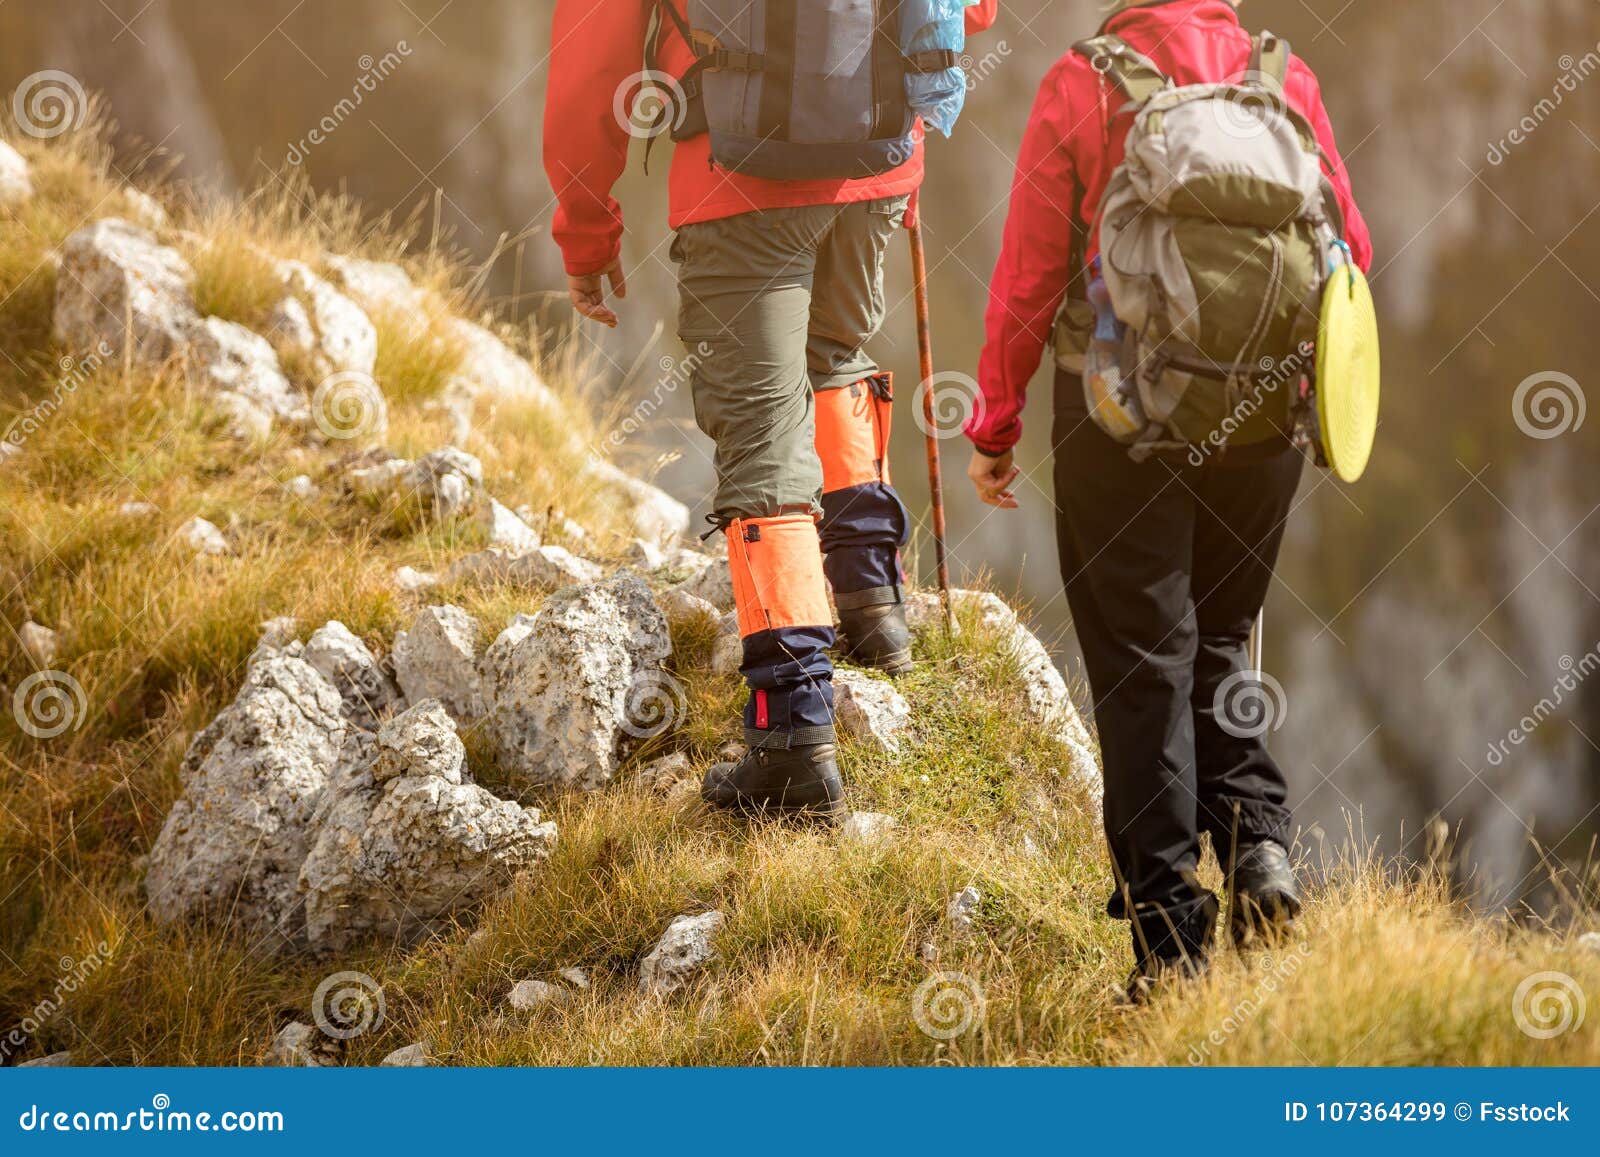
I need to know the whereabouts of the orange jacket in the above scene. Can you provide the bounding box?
[543,0,999,276]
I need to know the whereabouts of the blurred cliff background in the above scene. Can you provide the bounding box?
[2,0,1597,907]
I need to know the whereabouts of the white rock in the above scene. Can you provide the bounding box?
[393,565,439,594]
[145,655,348,949]
[18,1050,72,1067]
[626,539,667,571]
[445,316,561,409]
[302,621,402,731]
[267,1022,333,1067]
[119,500,159,517]
[908,589,1100,792]
[507,979,561,1010]
[672,556,733,611]
[946,885,981,936]
[0,140,33,204]
[380,1042,432,1067]
[251,616,302,666]
[178,516,229,557]
[839,812,899,844]
[122,187,167,230]
[269,259,379,383]
[187,316,301,438]
[405,447,484,519]
[584,456,690,541]
[481,573,672,791]
[660,588,720,629]
[709,612,742,677]
[447,545,601,590]
[833,669,911,753]
[558,967,590,990]
[323,254,430,315]
[373,699,464,785]
[391,604,484,722]
[284,474,317,499]
[1578,931,1600,955]
[347,457,411,497]
[639,910,724,996]
[19,621,59,667]
[479,498,542,553]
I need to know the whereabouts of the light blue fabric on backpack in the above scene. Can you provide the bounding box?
[901,0,976,137]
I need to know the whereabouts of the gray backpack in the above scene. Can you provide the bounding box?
[650,0,969,180]
[1056,32,1349,458]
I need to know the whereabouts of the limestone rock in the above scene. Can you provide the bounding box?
[177,515,229,557]
[660,587,720,629]
[672,556,733,611]
[0,141,32,204]
[19,620,59,667]
[269,258,379,383]
[946,885,981,937]
[638,911,724,996]
[710,612,743,677]
[446,317,561,410]
[1579,931,1600,955]
[558,967,590,990]
[323,254,429,315]
[833,669,911,753]
[393,565,439,594]
[18,1050,72,1067]
[121,187,168,230]
[302,621,402,732]
[481,573,672,791]
[507,979,561,1011]
[145,655,348,948]
[267,1021,335,1067]
[584,456,690,541]
[119,500,159,518]
[405,446,484,519]
[380,1042,432,1067]
[637,751,695,794]
[391,605,484,722]
[840,812,899,844]
[283,474,317,499]
[478,498,542,553]
[447,545,601,590]
[347,457,411,498]
[187,315,302,439]
[373,699,463,785]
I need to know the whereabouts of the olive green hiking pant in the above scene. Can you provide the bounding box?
[670,195,910,519]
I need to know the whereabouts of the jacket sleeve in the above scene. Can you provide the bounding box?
[965,0,998,35]
[966,58,1080,456]
[543,0,653,277]
[1294,65,1373,273]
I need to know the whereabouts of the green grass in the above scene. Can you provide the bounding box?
[1,121,1596,1070]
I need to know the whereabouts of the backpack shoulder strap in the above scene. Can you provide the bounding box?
[1246,31,1291,92]
[1071,35,1168,105]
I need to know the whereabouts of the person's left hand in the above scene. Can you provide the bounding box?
[967,448,1020,509]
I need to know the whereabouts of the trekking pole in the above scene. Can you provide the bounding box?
[907,192,954,634]
[1248,611,1264,681]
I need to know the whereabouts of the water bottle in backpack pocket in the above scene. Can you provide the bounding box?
[669,0,972,180]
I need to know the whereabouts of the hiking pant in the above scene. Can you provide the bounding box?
[672,196,912,748]
[1051,370,1300,962]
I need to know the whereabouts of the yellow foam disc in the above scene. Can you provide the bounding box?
[1316,262,1381,483]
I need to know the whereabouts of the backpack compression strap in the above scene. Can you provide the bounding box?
[1071,34,1167,105]
[1245,31,1291,92]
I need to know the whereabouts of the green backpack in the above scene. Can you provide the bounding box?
[1055,32,1350,459]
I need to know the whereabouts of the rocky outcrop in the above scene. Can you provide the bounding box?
[639,910,724,996]
[52,219,302,438]
[145,653,348,948]
[268,258,378,384]
[0,141,32,204]
[391,604,484,722]
[301,621,402,732]
[584,457,691,542]
[833,669,911,753]
[298,701,556,953]
[481,573,672,790]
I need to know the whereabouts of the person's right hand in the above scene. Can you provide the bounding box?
[567,259,626,328]
[967,448,1020,509]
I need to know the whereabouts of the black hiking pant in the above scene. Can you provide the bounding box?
[1051,371,1300,962]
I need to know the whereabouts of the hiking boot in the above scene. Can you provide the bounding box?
[1122,952,1210,1006]
[701,742,846,822]
[1228,840,1302,946]
[1122,890,1218,1005]
[837,602,913,675]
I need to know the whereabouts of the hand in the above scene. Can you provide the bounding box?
[967,448,1020,509]
[567,260,626,328]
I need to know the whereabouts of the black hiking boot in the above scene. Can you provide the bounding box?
[1121,890,1218,1005]
[1122,952,1211,1006]
[1228,840,1302,946]
[701,742,846,823]
[837,602,913,675]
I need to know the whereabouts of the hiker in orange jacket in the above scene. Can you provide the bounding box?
[963,0,1373,997]
[546,1,998,820]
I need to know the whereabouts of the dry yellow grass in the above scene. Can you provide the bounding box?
[1,119,1596,1069]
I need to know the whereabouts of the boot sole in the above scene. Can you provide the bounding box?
[701,781,847,824]
[841,645,914,676]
